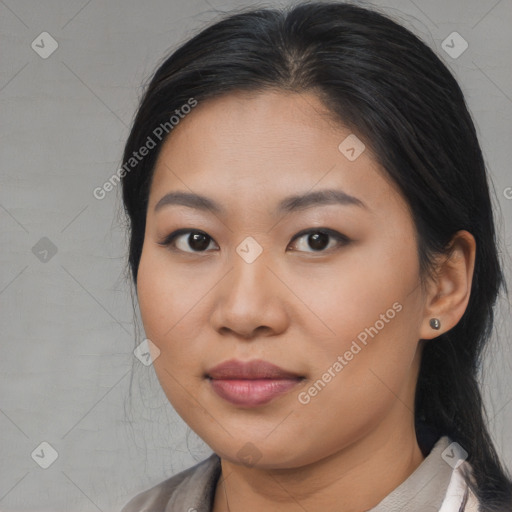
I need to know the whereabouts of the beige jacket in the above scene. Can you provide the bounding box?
[121,436,480,511]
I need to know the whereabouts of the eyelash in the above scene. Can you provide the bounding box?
[157,228,351,255]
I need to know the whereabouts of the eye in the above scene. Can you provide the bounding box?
[158,229,217,253]
[287,228,350,253]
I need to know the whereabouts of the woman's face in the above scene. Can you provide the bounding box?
[136,90,427,469]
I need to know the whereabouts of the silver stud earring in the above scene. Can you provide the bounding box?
[429,318,441,330]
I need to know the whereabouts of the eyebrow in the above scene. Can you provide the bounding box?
[154,188,367,215]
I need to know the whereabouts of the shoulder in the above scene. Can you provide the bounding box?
[439,455,481,512]
[119,454,221,512]
[439,461,481,512]
[416,430,485,511]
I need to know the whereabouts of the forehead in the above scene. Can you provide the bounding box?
[148,90,406,217]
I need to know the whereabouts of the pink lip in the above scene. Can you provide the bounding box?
[206,359,303,407]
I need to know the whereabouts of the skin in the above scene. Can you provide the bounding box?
[136,90,476,512]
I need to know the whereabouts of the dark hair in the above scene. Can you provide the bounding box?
[121,1,512,509]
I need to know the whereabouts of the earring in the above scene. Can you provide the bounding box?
[429,318,441,330]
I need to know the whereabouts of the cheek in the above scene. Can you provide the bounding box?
[136,246,199,378]
[136,248,205,419]
[292,303,421,462]
[315,238,420,354]
[136,252,168,343]
[298,237,423,418]
[137,245,198,343]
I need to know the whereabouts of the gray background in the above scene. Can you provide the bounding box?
[1,0,511,511]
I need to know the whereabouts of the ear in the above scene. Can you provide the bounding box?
[419,230,476,340]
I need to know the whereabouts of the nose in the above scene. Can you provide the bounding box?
[209,248,289,340]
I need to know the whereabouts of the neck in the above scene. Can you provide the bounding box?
[213,417,425,512]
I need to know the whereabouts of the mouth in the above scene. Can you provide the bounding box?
[205,359,304,407]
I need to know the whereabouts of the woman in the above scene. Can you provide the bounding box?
[119,2,512,511]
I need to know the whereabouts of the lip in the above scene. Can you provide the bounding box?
[206,359,304,407]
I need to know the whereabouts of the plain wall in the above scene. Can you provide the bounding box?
[1,0,511,510]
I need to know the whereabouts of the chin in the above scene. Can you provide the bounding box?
[207,433,330,471]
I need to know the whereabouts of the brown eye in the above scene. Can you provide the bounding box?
[288,229,350,253]
[158,230,217,253]
[186,232,212,251]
